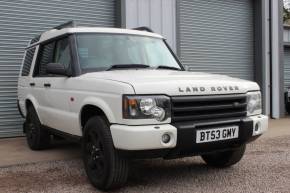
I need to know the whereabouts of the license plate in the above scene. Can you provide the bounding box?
[196,126,239,144]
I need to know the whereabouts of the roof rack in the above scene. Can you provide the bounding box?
[133,26,154,33]
[53,20,76,30]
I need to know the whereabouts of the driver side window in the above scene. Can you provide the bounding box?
[54,38,71,70]
[34,37,71,77]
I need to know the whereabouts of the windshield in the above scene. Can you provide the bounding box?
[76,34,181,72]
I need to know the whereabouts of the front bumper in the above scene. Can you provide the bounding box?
[110,115,268,158]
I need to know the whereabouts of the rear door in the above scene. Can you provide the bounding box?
[18,40,37,119]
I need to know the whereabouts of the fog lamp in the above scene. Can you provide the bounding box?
[162,133,171,143]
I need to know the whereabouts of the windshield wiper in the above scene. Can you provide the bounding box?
[155,65,182,71]
[106,64,150,71]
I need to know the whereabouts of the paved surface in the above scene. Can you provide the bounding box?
[0,118,290,192]
[0,137,81,167]
[262,117,290,138]
[1,118,290,168]
[0,135,290,193]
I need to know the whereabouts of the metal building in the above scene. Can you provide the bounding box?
[0,0,284,137]
[0,0,116,137]
[284,25,290,90]
[121,0,284,119]
[178,0,255,80]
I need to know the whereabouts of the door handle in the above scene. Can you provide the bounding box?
[29,82,35,86]
[44,83,51,87]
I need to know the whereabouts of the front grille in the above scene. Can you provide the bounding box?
[171,94,247,122]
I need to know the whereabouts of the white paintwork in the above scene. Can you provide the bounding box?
[250,115,268,136]
[80,70,260,96]
[110,124,177,150]
[18,27,268,150]
[110,115,268,150]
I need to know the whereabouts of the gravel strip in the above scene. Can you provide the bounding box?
[0,136,290,193]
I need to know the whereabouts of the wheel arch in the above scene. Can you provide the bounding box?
[79,98,116,132]
[24,95,43,123]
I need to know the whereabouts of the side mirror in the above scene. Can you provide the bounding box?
[46,63,71,76]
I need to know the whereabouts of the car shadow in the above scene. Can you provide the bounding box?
[122,157,235,190]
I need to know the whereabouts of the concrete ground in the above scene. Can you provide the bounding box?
[0,118,289,192]
[0,138,81,167]
[263,118,290,138]
[0,118,289,168]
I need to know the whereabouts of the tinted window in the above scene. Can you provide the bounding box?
[54,38,71,69]
[21,47,35,76]
[34,37,71,76]
[35,41,55,76]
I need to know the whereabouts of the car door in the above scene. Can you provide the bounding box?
[30,42,55,124]
[39,37,76,134]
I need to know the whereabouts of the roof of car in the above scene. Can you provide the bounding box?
[27,27,163,48]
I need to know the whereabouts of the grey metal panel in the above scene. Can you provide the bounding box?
[0,0,116,137]
[178,0,254,80]
[254,0,271,116]
[270,0,284,118]
[284,48,290,90]
[122,0,176,51]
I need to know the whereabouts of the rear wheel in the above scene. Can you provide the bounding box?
[25,106,50,150]
[82,116,129,190]
[201,145,246,168]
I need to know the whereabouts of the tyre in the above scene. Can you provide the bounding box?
[286,105,290,114]
[285,92,290,114]
[201,145,246,168]
[82,116,129,190]
[25,106,51,150]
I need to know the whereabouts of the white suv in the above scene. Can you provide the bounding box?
[17,22,268,190]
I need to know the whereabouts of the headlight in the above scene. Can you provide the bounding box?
[123,95,171,121]
[247,91,262,116]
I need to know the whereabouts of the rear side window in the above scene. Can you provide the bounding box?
[21,47,36,76]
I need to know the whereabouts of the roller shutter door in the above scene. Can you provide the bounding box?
[0,0,116,137]
[178,0,254,80]
[284,47,290,90]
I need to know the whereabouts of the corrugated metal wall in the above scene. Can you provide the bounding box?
[177,0,254,80]
[0,0,116,137]
[122,0,176,51]
[284,47,290,90]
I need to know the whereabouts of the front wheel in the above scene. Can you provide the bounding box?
[82,116,129,191]
[201,145,246,168]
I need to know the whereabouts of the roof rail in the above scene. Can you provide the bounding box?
[54,20,76,30]
[26,21,76,50]
[133,26,154,33]
[30,35,40,44]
